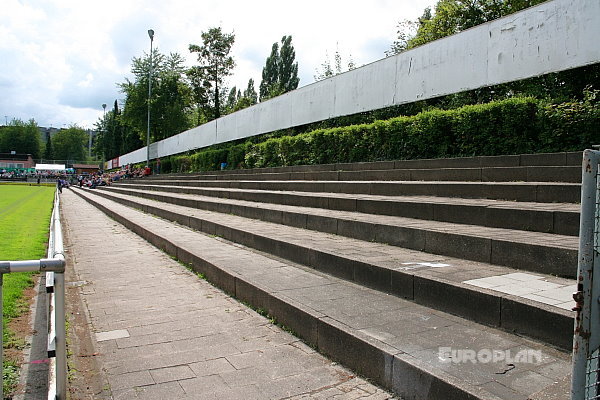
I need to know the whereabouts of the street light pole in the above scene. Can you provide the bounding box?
[147,29,154,170]
[102,103,106,168]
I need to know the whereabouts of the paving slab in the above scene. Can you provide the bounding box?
[69,188,573,400]
[61,190,395,399]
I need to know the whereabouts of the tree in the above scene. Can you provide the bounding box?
[243,78,258,105]
[225,86,241,114]
[314,48,356,81]
[259,35,299,101]
[385,17,420,56]
[0,118,42,158]
[260,42,279,100]
[189,27,236,120]
[44,134,53,160]
[278,36,300,93]
[313,53,334,81]
[120,50,192,144]
[52,126,87,162]
[186,65,212,125]
[388,0,547,54]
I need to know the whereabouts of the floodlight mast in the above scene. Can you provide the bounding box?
[146,29,154,170]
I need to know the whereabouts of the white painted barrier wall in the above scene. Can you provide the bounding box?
[117,0,600,168]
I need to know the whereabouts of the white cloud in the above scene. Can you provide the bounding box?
[0,0,437,129]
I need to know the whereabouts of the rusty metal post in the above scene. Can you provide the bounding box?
[572,149,600,400]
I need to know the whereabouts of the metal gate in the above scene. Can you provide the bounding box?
[572,149,600,399]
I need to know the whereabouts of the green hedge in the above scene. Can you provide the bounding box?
[160,95,598,173]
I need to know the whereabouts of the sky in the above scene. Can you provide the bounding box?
[0,0,437,130]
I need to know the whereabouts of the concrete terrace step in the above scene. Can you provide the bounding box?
[153,165,581,183]
[149,151,582,178]
[100,186,578,279]
[111,183,580,236]
[88,187,575,350]
[71,188,572,400]
[133,179,581,203]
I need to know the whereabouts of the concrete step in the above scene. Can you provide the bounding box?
[134,179,581,203]
[71,187,572,400]
[102,186,578,279]
[87,187,575,350]
[151,165,581,183]
[112,183,580,236]
[150,151,581,179]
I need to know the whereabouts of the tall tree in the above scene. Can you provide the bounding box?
[0,118,42,158]
[120,50,192,144]
[259,35,299,101]
[44,134,53,160]
[52,126,87,162]
[225,86,241,114]
[260,42,279,101]
[243,78,258,105]
[186,65,212,125]
[278,36,299,93]
[189,27,236,120]
[242,78,258,107]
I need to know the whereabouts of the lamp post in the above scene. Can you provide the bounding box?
[102,103,106,167]
[147,29,154,170]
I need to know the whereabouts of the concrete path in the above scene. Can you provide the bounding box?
[60,190,395,399]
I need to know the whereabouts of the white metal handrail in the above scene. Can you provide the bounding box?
[0,189,66,399]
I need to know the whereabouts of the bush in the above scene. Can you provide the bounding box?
[539,88,600,151]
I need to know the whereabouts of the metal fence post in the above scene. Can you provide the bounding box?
[54,272,66,399]
[572,149,600,400]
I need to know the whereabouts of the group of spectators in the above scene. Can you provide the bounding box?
[1,169,70,183]
[0,164,154,192]
[67,165,151,192]
[0,170,25,179]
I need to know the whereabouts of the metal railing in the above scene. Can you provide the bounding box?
[0,189,66,399]
[572,148,600,400]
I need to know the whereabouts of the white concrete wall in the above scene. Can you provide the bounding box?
[116,0,600,168]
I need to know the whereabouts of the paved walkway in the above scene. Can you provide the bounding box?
[61,190,394,399]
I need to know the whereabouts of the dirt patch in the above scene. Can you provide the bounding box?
[7,284,36,349]
[5,282,37,398]
[64,252,111,399]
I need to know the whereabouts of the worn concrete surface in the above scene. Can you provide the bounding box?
[61,189,395,399]
[70,187,573,400]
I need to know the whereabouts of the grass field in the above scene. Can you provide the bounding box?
[0,184,55,395]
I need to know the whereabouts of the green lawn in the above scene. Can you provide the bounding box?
[0,184,55,395]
